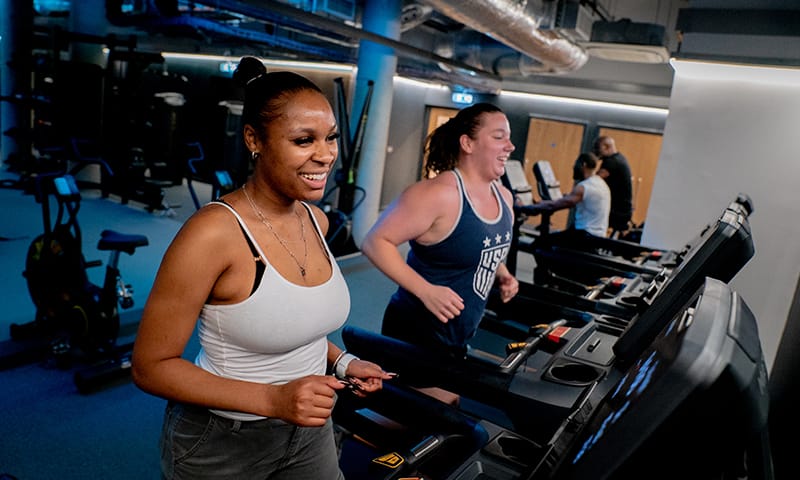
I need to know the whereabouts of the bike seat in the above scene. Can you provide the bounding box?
[97,230,150,254]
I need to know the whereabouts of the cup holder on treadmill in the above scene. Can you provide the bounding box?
[482,431,544,469]
[544,359,602,386]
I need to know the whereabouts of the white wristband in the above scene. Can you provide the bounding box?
[334,353,358,379]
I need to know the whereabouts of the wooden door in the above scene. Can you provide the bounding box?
[525,118,586,231]
[422,107,459,178]
[598,127,663,226]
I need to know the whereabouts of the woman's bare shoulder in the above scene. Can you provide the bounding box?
[402,171,458,203]
[171,202,242,248]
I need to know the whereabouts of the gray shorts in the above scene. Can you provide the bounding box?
[160,401,344,480]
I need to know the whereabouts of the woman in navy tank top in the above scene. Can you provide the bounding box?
[362,103,520,358]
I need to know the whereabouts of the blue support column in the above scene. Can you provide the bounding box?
[350,0,402,248]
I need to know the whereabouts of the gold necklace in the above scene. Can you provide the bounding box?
[242,183,308,278]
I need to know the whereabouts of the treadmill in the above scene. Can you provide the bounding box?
[479,191,755,375]
[342,204,755,440]
[505,160,674,276]
[502,167,755,321]
[335,279,773,480]
[530,160,678,265]
[335,382,491,480]
[505,160,754,302]
[339,172,756,438]
[342,318,589,443]
[450,278,774,480]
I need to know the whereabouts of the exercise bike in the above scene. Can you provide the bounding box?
[1,173,148,393]
[184,141,235,210]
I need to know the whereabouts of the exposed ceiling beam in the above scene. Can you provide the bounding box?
[195,0,502,83]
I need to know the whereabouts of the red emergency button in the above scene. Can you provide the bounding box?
[610,277,626,288]
[547,325,571,344]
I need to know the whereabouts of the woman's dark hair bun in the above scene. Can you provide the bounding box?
[233,56,267,88]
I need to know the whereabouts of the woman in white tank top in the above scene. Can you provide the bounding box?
[131,57,392,480]
[535,152,610,237]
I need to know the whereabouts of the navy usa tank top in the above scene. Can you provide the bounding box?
[390,169,513,350]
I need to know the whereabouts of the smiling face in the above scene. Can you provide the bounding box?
[462,111,515,180]
[246,89,339,204]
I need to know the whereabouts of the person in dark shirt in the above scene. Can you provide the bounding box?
[593,135,633,233]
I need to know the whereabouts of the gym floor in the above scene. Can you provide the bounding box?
[0,176,408,479]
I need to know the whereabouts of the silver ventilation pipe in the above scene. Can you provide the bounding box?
[424,0,589,74]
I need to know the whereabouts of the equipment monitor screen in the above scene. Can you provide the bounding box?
[546,278,769,480]
[612,207,754,366]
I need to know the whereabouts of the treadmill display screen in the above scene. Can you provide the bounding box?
[570,312,683,466]
[612,208,753,366]
[553,278,768,480]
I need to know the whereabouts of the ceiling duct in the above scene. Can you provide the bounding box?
[434,29,557,78]
[422,0,589,74]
